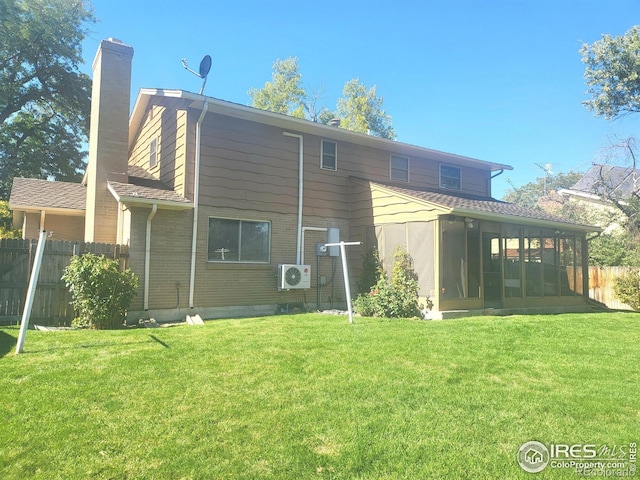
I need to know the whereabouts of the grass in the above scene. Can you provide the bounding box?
[0,312,639,479]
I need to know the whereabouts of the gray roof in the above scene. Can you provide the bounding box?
[108,180,192,206]
[10,166,191,212]
[9,178,86,211]
[108,165,191,206]
[375,181,597,231]
[571,164,640,200]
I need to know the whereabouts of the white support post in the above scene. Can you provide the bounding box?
[324,241,361,324]
[16,230,48,354]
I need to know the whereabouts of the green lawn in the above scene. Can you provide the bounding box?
[0,313,638,479]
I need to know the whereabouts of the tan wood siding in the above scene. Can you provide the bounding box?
[129,98,190,196]
[22,213,85,241]
[350,180,445,228]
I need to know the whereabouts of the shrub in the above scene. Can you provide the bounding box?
[62,253,139,329]
[357,247,383,294]
[613,269,640,310]
[354,247,423,318]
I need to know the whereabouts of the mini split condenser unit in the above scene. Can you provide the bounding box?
[278,264,311,290]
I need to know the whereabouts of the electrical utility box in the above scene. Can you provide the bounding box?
[327,228,340,257]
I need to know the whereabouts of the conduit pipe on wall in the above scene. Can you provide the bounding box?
[283,132,304,265]
[189,101,209,309]
[301,226,328,265]
[144,203,158,310]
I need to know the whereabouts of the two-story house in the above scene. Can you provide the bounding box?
[9,39,599,321]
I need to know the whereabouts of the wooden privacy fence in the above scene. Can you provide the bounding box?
[0,238,129,326]
[589,266,636,310]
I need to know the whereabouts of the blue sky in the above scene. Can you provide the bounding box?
[81,0,640,198]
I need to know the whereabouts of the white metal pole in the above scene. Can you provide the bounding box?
[325,241,361,324]
[16,230,48,354]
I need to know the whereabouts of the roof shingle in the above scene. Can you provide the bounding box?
[374,181,596,229]
[9,178,86,211]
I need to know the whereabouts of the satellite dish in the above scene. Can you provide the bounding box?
[199,55,212,78]
[181,54,212,95]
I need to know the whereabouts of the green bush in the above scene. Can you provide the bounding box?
[354,247,423,318]
[613,269,640,310]
[62,253,139,329]
[357,247,383,294]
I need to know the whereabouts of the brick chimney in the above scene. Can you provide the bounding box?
[84,38,134,243]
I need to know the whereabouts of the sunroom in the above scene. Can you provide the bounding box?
[353,181,599,315]
[439,217,594,312]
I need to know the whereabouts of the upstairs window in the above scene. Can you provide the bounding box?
[440,165,461,190]
[321,140,337,171]
[208,217,270,263]
[390,154,409,182]
[149,137,158,169]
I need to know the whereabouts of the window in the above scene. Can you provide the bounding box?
[440,165,461,190]
[321,140,337,171]
[149,137,158,168]
[208,218,270,263]
[390,154,409,182]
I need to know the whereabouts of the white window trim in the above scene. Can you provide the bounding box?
[320,139,337,171]
[207,216,272,264]
[390,154,410,182]
[440,164,462,190]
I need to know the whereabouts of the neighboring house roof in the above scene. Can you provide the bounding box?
[107,165,192,209]
[9,178,86,213]
[130,89,514,174]
[569,164,640,200]
[372,181,599,232]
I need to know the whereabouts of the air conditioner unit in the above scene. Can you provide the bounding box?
[278,264,311,290]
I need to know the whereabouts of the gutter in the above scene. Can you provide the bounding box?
[189,100,209,309]
[144,203,158,310]
[132,89,513,177]
[283,132,304,264]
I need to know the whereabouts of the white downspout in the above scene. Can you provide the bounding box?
[283,132,304,264]
[144,203,158,310]
[189,101,209,309]
[116,202,123,244]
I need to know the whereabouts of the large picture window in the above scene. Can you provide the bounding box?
[208,218,270,263]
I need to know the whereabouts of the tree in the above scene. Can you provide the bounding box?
[248,57,306,119]
[0,0,95,199]
[580,27,640,265]
[502,171,582,209]
[581,25,640,120]
[0,199,21,238]
[336,78,395,139]
[249,59,396,139]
